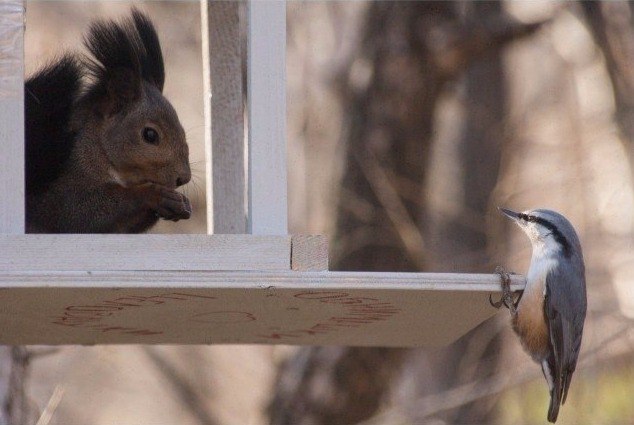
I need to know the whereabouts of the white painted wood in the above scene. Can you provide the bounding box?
[247,0,288,235]
[201,0,213,234]
[0,271,525,346]
[0,0,24,234]
[0,235,291,271]
[202,1,246,234]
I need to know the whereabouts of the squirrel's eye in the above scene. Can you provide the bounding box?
[142,127,159,145]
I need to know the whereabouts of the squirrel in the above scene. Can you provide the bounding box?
[25,9,192,233]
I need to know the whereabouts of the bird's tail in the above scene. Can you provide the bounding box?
[547,387,561,423]
[548,377,566,423]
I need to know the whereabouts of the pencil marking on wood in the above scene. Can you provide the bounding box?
[51,291,218,336]
[256,291,401,341]
[191,311,257,324]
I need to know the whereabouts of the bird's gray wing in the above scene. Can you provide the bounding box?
[544,262,587,422]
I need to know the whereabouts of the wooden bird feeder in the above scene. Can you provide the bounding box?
[0,0,525,347]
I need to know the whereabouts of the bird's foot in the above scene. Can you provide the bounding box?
[489,266,521,316]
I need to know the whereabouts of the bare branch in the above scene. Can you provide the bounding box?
[35,385,65,425]
[359,324,633,424]
[355,150,426,270]
[142,347,220,425]
[427,16,547,77]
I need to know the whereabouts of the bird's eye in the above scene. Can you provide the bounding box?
[142,127,159,145]
[519,213,527,221]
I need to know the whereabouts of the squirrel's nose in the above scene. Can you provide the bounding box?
[176,169,191,187]
[176,175,190,187]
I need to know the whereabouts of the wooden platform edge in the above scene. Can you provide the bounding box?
[291,235,329,271]
[0,270,526,291]
[0,271,526,346]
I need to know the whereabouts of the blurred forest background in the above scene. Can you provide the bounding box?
[2,0,634,424]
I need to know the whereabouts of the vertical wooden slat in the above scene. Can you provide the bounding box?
[201,0,246,234]
[247,0,288,235]
[0,0,24,234]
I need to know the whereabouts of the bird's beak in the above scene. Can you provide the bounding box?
[498,207,521,221]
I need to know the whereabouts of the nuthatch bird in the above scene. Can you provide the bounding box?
[493,208,587,423]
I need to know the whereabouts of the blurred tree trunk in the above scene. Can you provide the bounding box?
[329,2,448,273]
[418,2,508,421]
[0,348,11,425]
[1,347,34,425]
[581,1,634,177]
[268,2,540,424]
[269,4,450,424]
[581,1,634,141]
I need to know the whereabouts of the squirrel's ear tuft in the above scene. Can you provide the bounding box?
[82,9,166,114]
[84,18,143,115]
[132,8,165,92]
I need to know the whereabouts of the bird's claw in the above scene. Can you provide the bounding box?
[492,266,520,316]
[489,293,505,309]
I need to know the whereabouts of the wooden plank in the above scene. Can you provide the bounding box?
[291,235,328,271]
[247,0,288,235]
[0,0,24,234]
[0,271,525,346]
[202,1,246,234]
[0,235,290,271]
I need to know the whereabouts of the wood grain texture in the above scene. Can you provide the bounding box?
[247,0,288,235]
[202,1,246,234]
[0,235,291,271]
[0,0,25,234]
[291,235,328,271]
[0,271,526,346]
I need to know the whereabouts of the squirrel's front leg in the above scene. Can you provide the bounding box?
[131,183,192,222]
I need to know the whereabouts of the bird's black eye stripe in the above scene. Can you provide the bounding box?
[528,215,572,257]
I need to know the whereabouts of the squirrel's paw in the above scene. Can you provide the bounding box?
[156,187,192,221]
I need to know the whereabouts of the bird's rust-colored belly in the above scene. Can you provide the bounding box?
[513,278,549,361]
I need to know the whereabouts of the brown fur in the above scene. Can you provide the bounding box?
[26,10,191,233]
